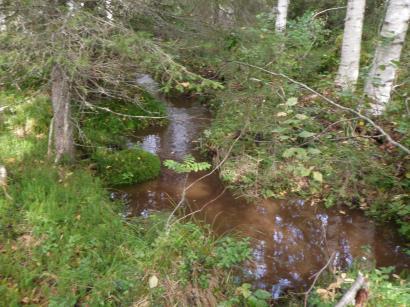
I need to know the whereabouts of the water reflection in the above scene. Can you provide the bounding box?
[122,97,410,291]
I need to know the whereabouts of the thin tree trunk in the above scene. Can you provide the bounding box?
[275,0,289,33]
[335,0,366,90]
[364,0,410,115]
[51,65,75,163]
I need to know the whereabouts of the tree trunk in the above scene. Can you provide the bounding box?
[275,0,289,33]
[51,65,75,163]
[335,0,366,91]
[364,0,410,115]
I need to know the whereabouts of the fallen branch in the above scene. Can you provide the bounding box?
[83,101,166,119]
[304,252,336,307]
[335,273,366,307]
[233,61,410,155]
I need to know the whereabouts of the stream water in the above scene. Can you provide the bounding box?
[122,97,409,293]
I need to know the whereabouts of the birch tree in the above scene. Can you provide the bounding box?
[275,0,289,33]
[364,0,410,115]
[335,0,366,90]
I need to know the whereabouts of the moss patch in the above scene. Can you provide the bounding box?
[92,147,161,186]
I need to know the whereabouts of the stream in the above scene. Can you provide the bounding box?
[122,95,409,293]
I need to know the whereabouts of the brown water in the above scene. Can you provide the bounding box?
[122,97,409,292]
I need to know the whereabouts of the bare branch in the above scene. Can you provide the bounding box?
[304,252,336,307]
[312,7,347,19]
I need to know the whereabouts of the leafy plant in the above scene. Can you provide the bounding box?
[164,155,211,173]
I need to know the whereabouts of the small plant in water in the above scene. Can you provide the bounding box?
[164,155,211,173]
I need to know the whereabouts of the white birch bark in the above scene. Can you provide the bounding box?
[364,0,410,115]
[335,0,366,90]
[0,0,6,31]
[275,0,289,33]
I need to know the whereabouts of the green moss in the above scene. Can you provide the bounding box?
[81,93,166,147]
[92,147,161,186]
[0,91,249,306]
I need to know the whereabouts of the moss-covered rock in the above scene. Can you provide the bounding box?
[92,147,161,186]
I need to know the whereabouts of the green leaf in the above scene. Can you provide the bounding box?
[308,148,321,155]
[312,171,323,183]
[286,97,298,106]
[283,147,307,159]
[254,289,272,300]
[298,131,316,138]
[283,148,297,158]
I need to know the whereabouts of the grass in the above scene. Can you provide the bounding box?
[0,91,250,306]
[91,147,161,186]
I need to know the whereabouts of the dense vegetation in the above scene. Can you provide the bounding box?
[0,0,409,306]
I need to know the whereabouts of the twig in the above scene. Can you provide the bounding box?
[171,187,228,226]
[312,7,347,19]
[304,252,336,307]
[83,101,166,119]
[165,125,247,233]
[233,61,410,155]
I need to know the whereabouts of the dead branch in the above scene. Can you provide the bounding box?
[313,7,347,19]
[233,61,410,155]
[335,273,366,307]
[165,125,247,232]
[171,187,228,226]
[83,101,166,119]
[304,252,336,307]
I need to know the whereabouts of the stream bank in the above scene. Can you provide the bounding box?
[122,95,410,292]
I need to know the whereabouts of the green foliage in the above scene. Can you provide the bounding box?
[92,147,161,186]
[196,11,409,240]
[219,283,272,307]
[164,155,211,173]
[0,90,250,305]
[152,221,250,288]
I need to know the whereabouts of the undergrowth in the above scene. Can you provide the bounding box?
[0,92,250,305]
[189,12,410,240]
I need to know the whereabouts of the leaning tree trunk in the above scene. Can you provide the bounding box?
[275,0,289,33]
[335,0,366,91]
[364,0,410,115]
[51,65,75,163]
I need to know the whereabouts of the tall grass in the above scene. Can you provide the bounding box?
[0,92,249,305]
